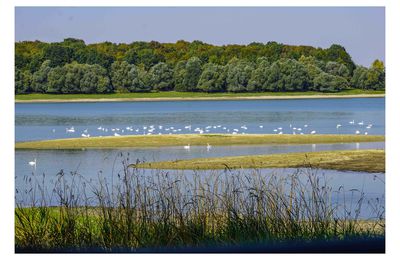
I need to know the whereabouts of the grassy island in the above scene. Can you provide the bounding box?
[135,149,385,173]
[15,134,385,150]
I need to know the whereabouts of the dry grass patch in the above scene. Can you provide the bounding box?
[136,149,385,173]
[15,134,384,150]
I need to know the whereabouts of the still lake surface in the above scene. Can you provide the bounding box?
[15,98,385,218]
[16,98,384,141]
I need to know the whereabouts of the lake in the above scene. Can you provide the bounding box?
[15,98,385,141]
[15,98,385,218]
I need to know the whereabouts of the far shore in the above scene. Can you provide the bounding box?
[15,92,385,103]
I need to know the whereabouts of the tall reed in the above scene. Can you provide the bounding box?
[15,154,385,251]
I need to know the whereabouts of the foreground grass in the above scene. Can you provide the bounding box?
[15,166,385,251]
[15,89,385,102]
[15,206,384,252]
[136,149,385,173]
[15,134,385,150]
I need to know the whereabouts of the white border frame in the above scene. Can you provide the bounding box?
[1,1,399,259]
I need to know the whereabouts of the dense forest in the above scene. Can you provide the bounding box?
[15,38,385,94]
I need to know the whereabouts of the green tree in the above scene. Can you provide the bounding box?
[298,56,324,89]
[248,58,270,91]
[62,62,84,93]
[226,58,254,92]
[197,63,226,92]
[351,60,385,90]
[350,66,368,89]
[173,61,187,91]
[313,72,349,92]
[111,61,136,92]
[47,66,65,93]
[173,57,202,92]
[132,66,150,92]
[31,60,51,93]
[323,44,356,73]
[264,59,311,92]
[147,62,174,91]
[123,48,139,64]
[182,57,202,91]
[325,61,350,78]
[15,68,32,94]
[137,49,165,70]
[43,44,73,67]
[80,64,111,93]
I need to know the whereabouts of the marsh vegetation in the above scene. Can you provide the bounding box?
[15,156,385,252]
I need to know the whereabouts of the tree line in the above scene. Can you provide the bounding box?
[15,38,385,94]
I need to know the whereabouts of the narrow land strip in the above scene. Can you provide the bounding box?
[15,134,385,149]
[15,91,385,103]
[135,149,385,173]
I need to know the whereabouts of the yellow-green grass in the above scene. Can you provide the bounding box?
[15,206,384,234]
[136,149,385,173]
[15,134,385,150]
[15,89,385,103]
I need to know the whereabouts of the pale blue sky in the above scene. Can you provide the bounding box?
[15,7,385,66]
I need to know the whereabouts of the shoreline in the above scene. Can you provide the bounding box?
[15,94,385,103]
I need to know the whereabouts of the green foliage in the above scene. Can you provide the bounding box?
[226,58,254,92]
[31,60,51,93]
[248,58,270,91]
[43,44,73,67]
[111,61,149,93]
[263,59,312,92]
[197,63,226,92]
[351,60,385,90]
[80,64,111,93]
[111,61,135,92]
[15,68,32,94]
[147,62,174,91]
[124,48,165,70]
[322,44,356,73]
[325,61,350,78]
[173,57,203,92]
[182,57,202,92]
[47,66,65,93]
[14,39,384,94]
[47,62,112,94]
[172,61,187,91]
[298,56,324,85]
[313,72,349,92]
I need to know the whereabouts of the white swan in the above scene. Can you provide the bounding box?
[28,158,36,169]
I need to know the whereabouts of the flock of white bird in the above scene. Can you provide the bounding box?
[30,120,374,167]
[59,119,373,140]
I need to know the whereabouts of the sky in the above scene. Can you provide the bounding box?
[15,7,385,66]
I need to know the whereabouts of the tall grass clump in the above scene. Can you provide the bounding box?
[15,154,385,251]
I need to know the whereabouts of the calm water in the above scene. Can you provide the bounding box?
[16,142,384,188]
[15,98,385,218]
[15,143,385,218]
[15,98,385,141]
[15,165,384,219]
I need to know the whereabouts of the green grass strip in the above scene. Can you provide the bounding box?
[136,149,385,173]
[15,89,385,102]
[15,134,384,150]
